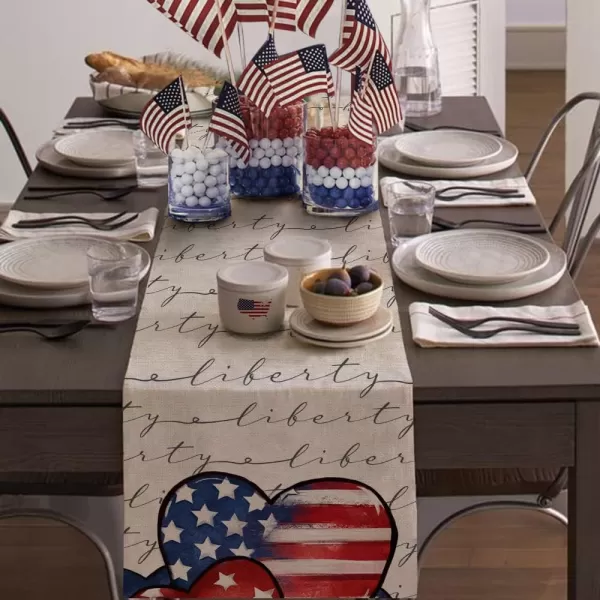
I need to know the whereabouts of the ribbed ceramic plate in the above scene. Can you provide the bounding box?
[291,325,393,348]
[394,130,503,167]
[289,306,392,342]
[0,242,151,307]
[414,230,550,285]
[392,235,566,302]
[36,141,136,179]
[0,236,150,291]
[379,135,519,179]
[54,130,135,167]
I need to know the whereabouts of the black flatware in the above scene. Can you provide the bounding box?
[435,185,525,202]
[432,216,545,234]
[23,187,136,201]
[62,120,138,130]
[12,213,138,231]
[16,212,128,225]
[428,306,580,331]
[0,320,90,341]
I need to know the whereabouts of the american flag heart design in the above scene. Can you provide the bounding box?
[150,473,396,598]
[135,557,282,598]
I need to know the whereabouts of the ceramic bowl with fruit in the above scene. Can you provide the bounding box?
[300,266,383,326]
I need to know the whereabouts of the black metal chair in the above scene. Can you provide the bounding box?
[1,108,32,178]
[418,92,600,558]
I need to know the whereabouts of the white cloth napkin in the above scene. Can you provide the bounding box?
[0,208,159,242]
[409,300,600,348]
[380,176,536,208]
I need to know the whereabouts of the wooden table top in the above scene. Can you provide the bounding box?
[1,96,599,408]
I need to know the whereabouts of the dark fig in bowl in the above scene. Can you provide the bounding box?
[324,278,352,296]
[348,265,371,287]
[327,268,352,287]
[355,282,375,295]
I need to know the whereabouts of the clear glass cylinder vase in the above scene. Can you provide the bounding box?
[168,144,231,223]
[391,0,442,118]
[229,100,305,199]
[303,102,378,217]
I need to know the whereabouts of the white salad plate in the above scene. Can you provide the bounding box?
[379,135,519,179]
[289,306,393,343]
[0,236,148,291]
[54,130,135,168]
[0,244,151,308]
[414,230,551,285]
[37,141,136,179]
[392,234,566,302]
[394,130,503,167]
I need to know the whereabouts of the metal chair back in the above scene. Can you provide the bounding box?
[0,108,32,178]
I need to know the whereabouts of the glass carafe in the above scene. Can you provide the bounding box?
[392,0,442,117]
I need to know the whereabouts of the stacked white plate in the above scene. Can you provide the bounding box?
[392,229,567,302]
[289,307,393,348]
[0,236,151,308]
[379,130,519,179]
[38,130,137,179]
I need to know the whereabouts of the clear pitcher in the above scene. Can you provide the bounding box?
[391,0,442,117]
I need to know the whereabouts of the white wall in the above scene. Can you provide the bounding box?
[506,0,566,26]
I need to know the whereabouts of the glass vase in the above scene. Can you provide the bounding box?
[229,100,305,199]
[303,102,378,217]
[391,0,442,117]
[168,144,231,223]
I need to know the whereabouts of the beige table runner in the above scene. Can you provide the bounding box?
[123,200,416,599]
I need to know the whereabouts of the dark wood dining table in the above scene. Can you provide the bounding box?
[1,96,600,599]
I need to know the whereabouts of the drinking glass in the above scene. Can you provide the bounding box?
[87,242,143,322]
[386,181,435,246]
[133,130,169,188]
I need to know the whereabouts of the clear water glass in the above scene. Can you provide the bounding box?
[132,130,169,188]
[386,181,435,247]
[87,242,143,322]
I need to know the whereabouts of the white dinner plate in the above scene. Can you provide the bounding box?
[37,141,136,179]
[54,130,135,168]
[414,229,550,285]
[379,135,519,179]
[291,325,393,349]
[394,130,503,167]
[289,306,393,343]
[0,245,151,308]
[0,236,148,290]
[392,234,566,302]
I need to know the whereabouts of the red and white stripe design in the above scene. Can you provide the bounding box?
[266,0,297,31]
[264,47,335,107]
[261,481,393,598]
[235,0,268,22]
[349,92,374,145]
[297,0,334,38]
[147,0,238,58]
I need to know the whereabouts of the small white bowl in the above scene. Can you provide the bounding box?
[300,268,383,326]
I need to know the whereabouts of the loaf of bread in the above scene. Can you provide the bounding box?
[85,51,219,90]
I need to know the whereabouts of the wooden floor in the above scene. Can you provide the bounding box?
[4,72,593,600]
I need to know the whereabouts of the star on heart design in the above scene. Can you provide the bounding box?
[126,472,397,598]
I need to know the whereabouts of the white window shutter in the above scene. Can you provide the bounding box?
[430,0,479,97]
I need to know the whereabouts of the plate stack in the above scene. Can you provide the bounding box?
[379,130,520,179]
[392,229,568,302]
[0,236,151,309]
[37,130,137,180]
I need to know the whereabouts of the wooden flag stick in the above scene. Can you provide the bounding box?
[237,23,248,70]
[215,0,238,87]
[178,76,191,149]
[333,1,347,129]
[269,0,280,35]
[360,52,377,101]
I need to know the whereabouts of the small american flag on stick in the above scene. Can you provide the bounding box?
[237,34,280,117]
[146,0,238,58]
[267,0,296,31]
[329,0,390,72]
[363,51,402,135]
[140,77,190,154]
[235,0,268,22]
[237,298,272,318]
[264,44,335,107]
[297,0,334,37]
[348,70,374,145]
[209,82,250,163]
